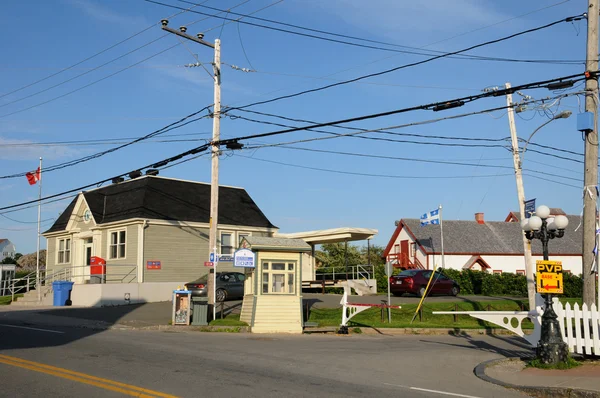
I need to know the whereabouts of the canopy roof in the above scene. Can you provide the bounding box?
[275,227,377,244]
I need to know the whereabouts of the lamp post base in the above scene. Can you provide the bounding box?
[536,294,569,365]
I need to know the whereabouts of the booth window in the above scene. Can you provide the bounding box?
[109,229,126,259]
[221,233,233,254]
[262,261,295,294]
[57,238,71,264]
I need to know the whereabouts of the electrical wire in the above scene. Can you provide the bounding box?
[155,0,585,65]
[217,13,586,112]
[0,105,213,179]
[0,2,205,101]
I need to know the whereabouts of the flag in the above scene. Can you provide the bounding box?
[420,209,440,226]
[26,167,41,185]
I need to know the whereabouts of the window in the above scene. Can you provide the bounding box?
[109,230,126,259]
[516,270,526,276]
[410,243,416,257]
[221,233,233,255]
[57,238,71,264]
[262,261,295,294]
[238,233,250,247]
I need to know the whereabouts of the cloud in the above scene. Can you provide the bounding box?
[66,0,149,27]
[0,137,82,161]
[304,0,510,43]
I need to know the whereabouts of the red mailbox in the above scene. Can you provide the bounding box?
[90,256,106,275]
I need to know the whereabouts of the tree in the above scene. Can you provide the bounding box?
[1,257,15,264]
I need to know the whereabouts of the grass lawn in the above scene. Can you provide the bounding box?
[0,294,22,305]
[209,313,247,326]
[308,299,535,329]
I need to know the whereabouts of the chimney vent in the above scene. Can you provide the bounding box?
[475,213,484,224]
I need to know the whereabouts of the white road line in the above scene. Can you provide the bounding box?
[0,324,64,334]
[384,383,482,398]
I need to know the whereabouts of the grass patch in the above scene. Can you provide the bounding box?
[0,295,22,305]
[527,357,582,370]
[209,313,247,327]
[198,326,243,333]
[308,300,533,329]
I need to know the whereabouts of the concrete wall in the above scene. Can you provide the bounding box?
[70,281,186,307]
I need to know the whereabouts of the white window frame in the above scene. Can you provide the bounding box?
[57,237,71,264]
[261,260,296,295]
[237,232,251,248]
[108,228,127,260]
[220,231,234,255]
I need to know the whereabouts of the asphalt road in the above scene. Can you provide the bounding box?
[0,319,530,398]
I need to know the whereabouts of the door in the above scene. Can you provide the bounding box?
[400,240,409,267]
[80,238,93,283]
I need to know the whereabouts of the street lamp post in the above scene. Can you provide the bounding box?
[521,205,570,365]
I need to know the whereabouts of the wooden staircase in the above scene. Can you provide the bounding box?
[388,252,425,270]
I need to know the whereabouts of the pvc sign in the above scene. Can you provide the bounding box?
[233,248,255,268]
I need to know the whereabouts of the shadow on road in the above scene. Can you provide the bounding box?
[420,332,534,359]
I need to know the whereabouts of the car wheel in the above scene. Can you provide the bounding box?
[418,287,426,298]
[451,286,459,296]
[216,288,227,302]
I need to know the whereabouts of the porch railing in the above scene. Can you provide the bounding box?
[315,265,374,281]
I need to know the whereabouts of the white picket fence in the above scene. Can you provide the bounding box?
[553,297,600,356]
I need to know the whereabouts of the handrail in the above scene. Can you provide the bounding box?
[316,265,374,281]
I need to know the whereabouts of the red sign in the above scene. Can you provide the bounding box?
[147,260,161,270]
[90,256,106,275]
[204,261,214,267]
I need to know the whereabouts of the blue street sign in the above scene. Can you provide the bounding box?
[525,198,536,219]
[209,252,214,262]
[218,255,233,262]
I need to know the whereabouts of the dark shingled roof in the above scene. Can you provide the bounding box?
[45,176,277,233]
[402,217,582,255]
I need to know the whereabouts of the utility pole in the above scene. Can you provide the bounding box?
[161,20,221,316]
[583,1,599,307]
[505,83,536,312]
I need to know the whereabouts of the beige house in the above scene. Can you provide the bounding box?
[40,175,277,305]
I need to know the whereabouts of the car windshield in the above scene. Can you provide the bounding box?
[399,270,419,277]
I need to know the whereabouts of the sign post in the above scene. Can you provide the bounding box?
[536,260,563,294]
[385,261,393,323]
[213,246,217,321]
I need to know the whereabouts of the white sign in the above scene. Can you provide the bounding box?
[385,262,394,277]
[234,249,255,268]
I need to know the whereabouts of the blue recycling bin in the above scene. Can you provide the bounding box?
[52,281,74,306]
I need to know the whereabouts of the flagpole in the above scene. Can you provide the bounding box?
[36,157,42,303]
[439,204,445,269]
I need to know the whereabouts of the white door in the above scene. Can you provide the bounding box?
[73,238,93,284]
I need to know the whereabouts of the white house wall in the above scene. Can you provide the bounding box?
[428,254,582,275]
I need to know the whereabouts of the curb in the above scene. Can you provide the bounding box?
[474,358,600,398]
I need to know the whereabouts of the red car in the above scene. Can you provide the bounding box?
[390,269,460,297]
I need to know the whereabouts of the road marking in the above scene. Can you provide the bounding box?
[384,383,482,398]
[0,324,64,334]
[0,354,178,398]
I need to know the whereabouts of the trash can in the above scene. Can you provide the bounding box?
[191,297,209,326]
[52,281,74,306]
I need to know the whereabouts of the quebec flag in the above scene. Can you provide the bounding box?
[420,209,440,226]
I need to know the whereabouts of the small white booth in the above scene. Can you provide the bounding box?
[238,236,311,334]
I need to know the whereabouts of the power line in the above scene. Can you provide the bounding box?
[215,76,589,146]
[216,13,585,112]
[0,105,213,180]
[0,2,204,101]
[153,0,584,65]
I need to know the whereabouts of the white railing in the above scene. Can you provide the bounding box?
[554,298,600,356]
[9,264,138,302]
[315,265,374,281]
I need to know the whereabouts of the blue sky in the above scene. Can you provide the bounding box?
[0,0,592,254]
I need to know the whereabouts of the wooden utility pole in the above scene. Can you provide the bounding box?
[583,1,599,306]
[161,21,221,317]
[505,83,536,312]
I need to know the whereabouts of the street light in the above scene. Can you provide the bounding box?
[521,111,572,157]
[521,205,569,365]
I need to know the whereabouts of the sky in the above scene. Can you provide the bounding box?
[0,0,593,254]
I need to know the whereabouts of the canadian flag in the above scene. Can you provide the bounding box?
[26,167,41,185]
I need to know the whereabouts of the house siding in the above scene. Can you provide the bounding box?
[101,225,139,282]
[143,224,210,283]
